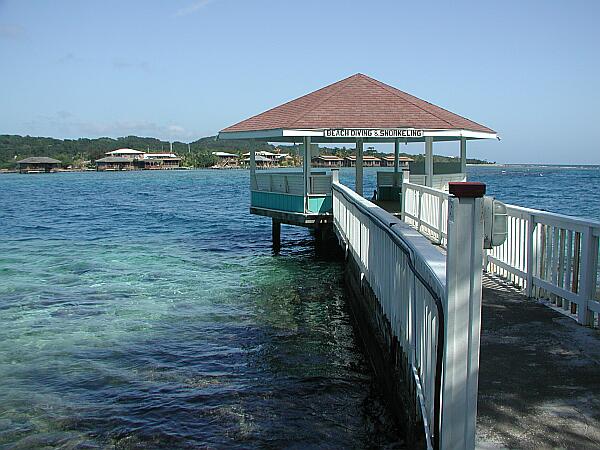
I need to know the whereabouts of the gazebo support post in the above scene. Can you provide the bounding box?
[425,136,434,187]
[356,138,364,196]
[393,138,400,187]
[250,148,257,190]
[460,137,467,178]
[272,219,281,253]
[303,136,312,213]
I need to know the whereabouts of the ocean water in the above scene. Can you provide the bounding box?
[0,170,400,449]
[0,165,598,448]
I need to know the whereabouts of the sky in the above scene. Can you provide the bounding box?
[1,0,599,164]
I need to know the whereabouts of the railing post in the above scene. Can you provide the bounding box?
[250,148,257,190]
[401,182,407,222]
[437,194,444,245]
[303,136,311,214]
[578,226,597,325]
[526,214,535,298]
[441,182,486,450]
[417,189,423,232]
[331,168,339,184]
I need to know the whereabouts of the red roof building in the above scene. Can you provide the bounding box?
[219,73,496,141]
[218,73,497,205]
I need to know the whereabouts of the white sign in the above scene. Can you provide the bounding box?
[323,128,424,138]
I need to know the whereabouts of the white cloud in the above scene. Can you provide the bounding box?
[23,112,196,141]
[173,0,216,17]
[112,59,150,72]
[168,125,185,133]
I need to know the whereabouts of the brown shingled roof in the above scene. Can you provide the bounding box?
[221,73,494,134]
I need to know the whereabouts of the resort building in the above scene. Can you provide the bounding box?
[95,149,181,170]
[242,154,271,167]
[95,156,135,171]
[105,148,146,159]
[212,151,238,160]
[380,155,413,167]
[312,155,344,167]
[16,156,61,173]
[142,153,181,169]
[242,151,291,163]
[343,155,381,167]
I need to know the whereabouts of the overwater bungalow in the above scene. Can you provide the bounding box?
[142,153,182,169]
[96,149,181,170]
[17,156,61,173]
[344,155,381,167]
[242,154,271,167]
[95,156,135,171]
[380,154,413,167]
[312,155,344,167]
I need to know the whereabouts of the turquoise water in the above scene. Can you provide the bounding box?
[0,166,598,448]
[0,170,401,449]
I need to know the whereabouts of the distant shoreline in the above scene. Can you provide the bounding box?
[469,163,600,169]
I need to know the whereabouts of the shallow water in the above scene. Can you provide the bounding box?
[0,165,598,448]
[0,170,402,449]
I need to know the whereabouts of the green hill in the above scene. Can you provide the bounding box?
[0,134,277,169]
[0,134,492,169]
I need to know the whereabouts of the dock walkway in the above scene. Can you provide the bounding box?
[477,274,600,449]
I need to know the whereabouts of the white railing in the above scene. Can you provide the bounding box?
[486,204,600,326]
[333,178,486,450]
[333,181,446,449]
[253,171,332,195]
[402,182,450,247]
[408,173,466,190]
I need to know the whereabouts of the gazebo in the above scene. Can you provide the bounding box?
[218,73,497,230]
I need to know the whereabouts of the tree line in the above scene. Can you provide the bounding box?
[0,134,492,169]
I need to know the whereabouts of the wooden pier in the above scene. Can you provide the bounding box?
[477,274,600,449]
[218,74,600,449]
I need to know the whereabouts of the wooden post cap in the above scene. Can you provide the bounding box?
[448,182,486,198]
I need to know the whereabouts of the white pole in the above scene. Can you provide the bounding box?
[441,182,486,450]
[526,215,536,298]
[303,136,312,213]
[250,148,257,190]
[460,137,467,179]
[394,138,400,186]
[356,138,364,196]
[578,226,597,325]
[425,136,433,187]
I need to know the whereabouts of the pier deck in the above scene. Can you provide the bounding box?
[477,274,600,449]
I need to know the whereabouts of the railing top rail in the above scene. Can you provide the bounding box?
[503,202,600,230]
[403,181,450,198]
[333,181,446,297]
[254,171,331,177]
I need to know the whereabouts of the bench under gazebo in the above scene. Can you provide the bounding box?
[218,73,497,233]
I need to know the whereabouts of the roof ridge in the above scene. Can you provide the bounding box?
[360,75,456,128]
[288,74,359,128]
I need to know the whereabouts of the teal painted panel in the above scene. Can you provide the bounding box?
[251,191,332,214]
[251,191,304,213]
[378,186,402,201]
[308,196,332,214]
